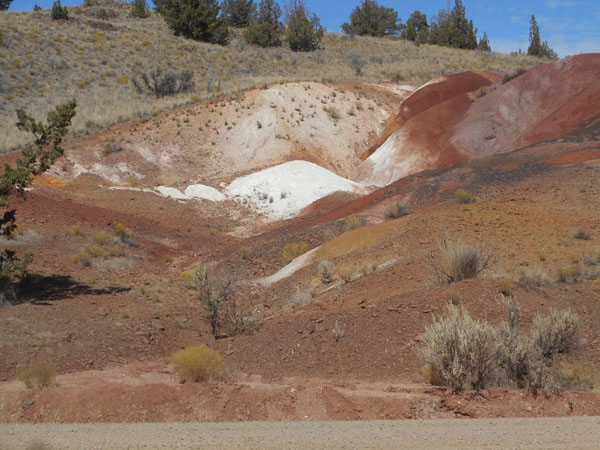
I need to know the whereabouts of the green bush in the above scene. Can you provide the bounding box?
[221,0,256,28]
[341,0,400,37]
[155,0,229,45]
[284,0,323,52]
[131,0,149,19]
[244,0,282,47]
[51,0,68,20]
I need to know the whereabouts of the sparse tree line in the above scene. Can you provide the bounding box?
[146,0,557,59]
[1,0,557,58]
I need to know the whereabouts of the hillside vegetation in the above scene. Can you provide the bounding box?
[0,1,540,150]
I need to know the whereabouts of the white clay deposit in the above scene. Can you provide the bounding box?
[226,160,366,219]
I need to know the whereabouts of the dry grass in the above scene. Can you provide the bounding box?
[0,2,540,151]
[282,242,308,262]
[17,361,56,389]
[171,345,224,383]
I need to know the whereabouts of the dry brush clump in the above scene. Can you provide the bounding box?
[188,262,260,338]
[318,258,335,284]
[384,200,409,219]
[423,296,582,395]
[171,345,223,383]
[430,235,497,284]
[17,361,56,389]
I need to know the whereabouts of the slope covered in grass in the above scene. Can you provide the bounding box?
[0,0,540,150]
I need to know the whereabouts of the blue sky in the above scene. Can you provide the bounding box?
[6,0,600,57]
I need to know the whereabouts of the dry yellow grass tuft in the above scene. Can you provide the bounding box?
[0,2,540,151]
[171,345,224,383]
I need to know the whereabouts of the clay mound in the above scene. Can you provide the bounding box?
[55,82,404,190]
[453,54,600,157]
[354,71,500,187]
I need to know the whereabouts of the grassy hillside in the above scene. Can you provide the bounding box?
[0,1,540,150]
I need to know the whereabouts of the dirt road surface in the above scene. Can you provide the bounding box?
[1,417,599,449]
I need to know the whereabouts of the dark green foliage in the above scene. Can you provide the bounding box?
[131,0,150,19]
[0,0,12,11]
[244,0,282,47]
[1,101,77,286]
[284,0,323,52]
[221,0,256,28]
[477,31,491,51]
[51,0,68,20]
[132,68,194,97]
[402,10,429,43]
[341,0,401,37]
[429,0,477,50]
[527,15,558,60]
[155,0,229,45]
[33,4,42,11]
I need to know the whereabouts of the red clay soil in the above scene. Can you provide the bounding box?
[2,69,600,423]
[354,71,501,185]
[453,54,600,157]
[360,71,501,162]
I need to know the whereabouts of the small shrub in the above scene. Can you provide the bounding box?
[318,258,335,284]
[422,304,497,392]
[65,225,85,237]
[132,68,195,98]
[502,67,527,84]
[573,228,592,240]
[112,222,133,245]
[556,265,582,283]
[384,201,409,219]
[455,189,476,204]
[444,289,460,305]
[171,345,223,383]
[431,236,496,283]
[323,105,341,120]
[592,279,600,292]
[519,267,550,291]
[131,0,149,18]
[189,262,259,337]
[51,0,68,20]
[332,320,345,342]
[559,364,596,391]
[239,246,249,260]
[497,279,514,296]
[422,363,445,386]
[282,242,308,262]
[344,215,362,231]
[17,362,56,389]
[530,309,580,358]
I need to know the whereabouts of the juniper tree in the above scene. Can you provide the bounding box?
[477,31,491,51]
[0,0,12,11]
[155,0,229,45]
[131,0,150,19]
[1,101,77,288]
[402,10,429,43]
[284,0,323,52]
[244,0,283,47]
[527,15,557,60]
[341,0,401,37]
[221,0,256,28]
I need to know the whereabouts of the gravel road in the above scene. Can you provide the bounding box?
[2,417,600,449]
